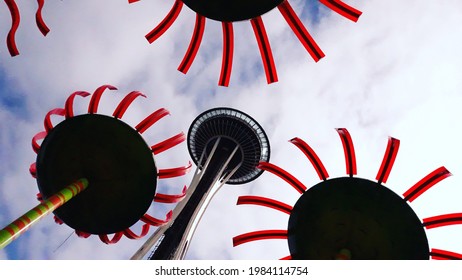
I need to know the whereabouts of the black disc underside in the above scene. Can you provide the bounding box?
[288,177,429,260]
[182,0,284,22]
[36,114,157,234]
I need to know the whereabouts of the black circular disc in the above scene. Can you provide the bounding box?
[36,114,157,234]
[288,177,429,259]
[182,0,284,22]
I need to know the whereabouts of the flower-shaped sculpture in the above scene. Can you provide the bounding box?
[3,0,49,56]
[28,85,191,244]
[233,128,461,259]
[130,0,362,86]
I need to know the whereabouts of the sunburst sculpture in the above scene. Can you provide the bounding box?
[130,0,362,86]
[28,85,191,244]
[3,0,49,56]
[233,128,462,259]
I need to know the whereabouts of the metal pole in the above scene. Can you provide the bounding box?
[0,178,89,249]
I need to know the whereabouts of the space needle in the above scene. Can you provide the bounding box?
[131,107,270,259]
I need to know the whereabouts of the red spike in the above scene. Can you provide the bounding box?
[29,163,37,178]
[145,0,183,43]
[141,211,172,227]
[280,255,292,260]
[44,108,65,132]
[135,108,170,134]
[250,16,278,84]
[233,230,288,247]
[178,14,206,74]
[36,192,42,202]
[5,0,20,56]
[154,186,187,203]
[36,0,50,36]
[423,213,462,229]
[277,1,325,62]
[88,85,117,114]
[237,196,292,215]
[403,167,452,202]
[32,131,47,153]
[290,137,329,181]
[430,248,462,260]
[219,22,234,87]
[320,0,362,22]
[112,91,146,119]
[65,91,91,118]
[128,0,140,3]
[376,137,400,184]
[158,161,192,179]
[151,133,186,155]
[336,128,357,177]
[123,224,150,239]
[99,232,123,244]
[257,162,307,194]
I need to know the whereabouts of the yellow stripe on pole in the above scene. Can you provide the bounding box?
[0,178,88,250]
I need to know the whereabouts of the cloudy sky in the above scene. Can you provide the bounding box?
[0,0,462,260]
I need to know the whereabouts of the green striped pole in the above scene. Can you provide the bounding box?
[0,178,89,249]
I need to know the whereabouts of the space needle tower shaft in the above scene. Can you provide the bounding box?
[131,108,270,260]
[150,137,241,259]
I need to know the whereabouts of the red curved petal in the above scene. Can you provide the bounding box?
[5,0,20,56]
[75,230,91,238]
[251,16,278,84]
[154,186,187,203]
[36,192,42,201]
[237,196,292,215]
[151,132,186,155]
[44,108,65,132]
[319,0,362,22]
[336,128,357,177]
[233,230,288,247]
[257,162,307,194]
[178,14,205,74]
[135,108,170,134]
[53,215,63,225]
[36,0,50,36]
[219,22,234,87]
[376,137,400,184]
[112,91,146,119]
[65,91,91,118]
[290,137,329,181]
[280,255,292,260]
[123,224,150,239]
[99,232,123,244]
[145,0,183,43]
[29,163,37,178]
[158,161,192,179]
[32,131,47,153]
[140,211,172,227]
[403,166,452,202]
[88,85,118,114]
[423,213,462,229]
[430,248,462,260]
[277,1,324,62]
